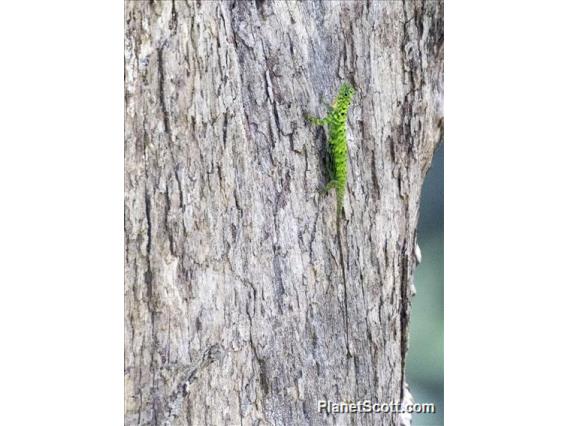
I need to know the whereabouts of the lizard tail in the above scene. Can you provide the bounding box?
[335,192,351,357]
[336,195,343,238]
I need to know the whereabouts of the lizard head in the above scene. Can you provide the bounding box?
[338,83,355,102]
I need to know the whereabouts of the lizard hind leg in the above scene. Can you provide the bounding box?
[318,180,338,195]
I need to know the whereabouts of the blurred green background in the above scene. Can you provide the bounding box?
[407,144,444,425]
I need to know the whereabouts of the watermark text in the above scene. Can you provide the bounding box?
[317,400,436,414]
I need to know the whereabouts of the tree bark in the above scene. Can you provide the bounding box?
[124,1,443,425]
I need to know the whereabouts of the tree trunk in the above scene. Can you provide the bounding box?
[124,1,443,425]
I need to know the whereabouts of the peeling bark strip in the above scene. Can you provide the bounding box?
[125,1,443,426]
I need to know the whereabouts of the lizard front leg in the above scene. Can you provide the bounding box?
[305,114,328,126]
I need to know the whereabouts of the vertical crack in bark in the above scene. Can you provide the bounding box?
[169,0,178,35]
[222,112,228,148]
[164,186,175,256]
[137,349,144,425]
[144,187,159,424]
[174,166,184,213]
[398,0,422,401]
[399,240,411,400]
[157,46,174,160]
[337,225,352,359]
[142,116,159,421]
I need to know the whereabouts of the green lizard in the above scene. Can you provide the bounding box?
[306,82,355,231]
[306,82,355,357]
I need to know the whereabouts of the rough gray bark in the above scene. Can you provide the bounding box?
[124,1,443,425]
